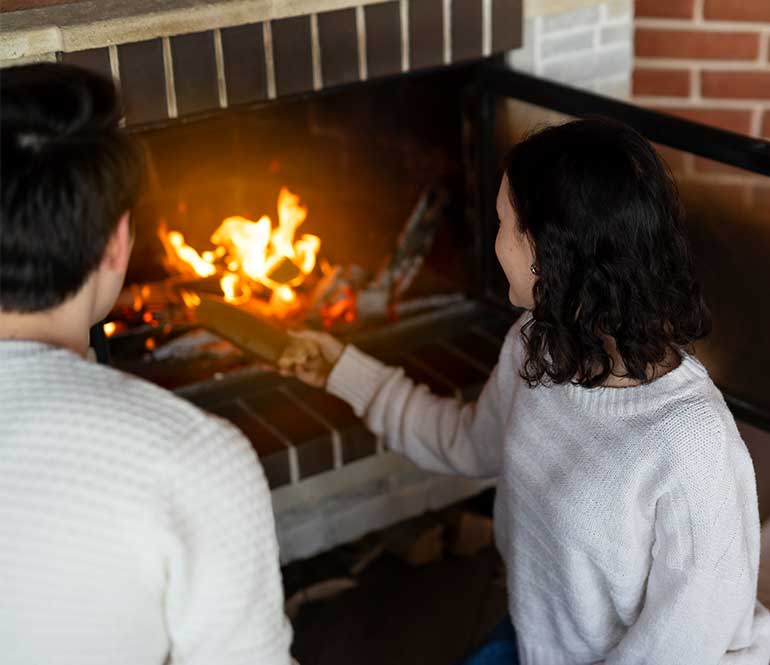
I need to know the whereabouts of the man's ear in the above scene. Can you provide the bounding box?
[102,211,133,273]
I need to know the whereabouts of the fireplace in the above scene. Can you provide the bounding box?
[0,1,509,560]
[10,0,766,562]
[92,60,518,497]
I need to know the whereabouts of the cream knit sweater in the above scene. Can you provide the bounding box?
[327,316,770,665]
[0,341,293,665]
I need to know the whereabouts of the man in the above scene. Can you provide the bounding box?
[0,63,294,665]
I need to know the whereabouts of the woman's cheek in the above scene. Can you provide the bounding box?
[494,228,503,267]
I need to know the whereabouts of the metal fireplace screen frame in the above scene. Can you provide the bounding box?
[475,63,770,432]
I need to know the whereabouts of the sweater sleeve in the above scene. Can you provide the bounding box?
[603,482,770,664]
[163,416,294,665]
[603,559,766,664]
[325,331,516,478]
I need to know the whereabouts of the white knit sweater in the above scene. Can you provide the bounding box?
[327,316,770,665]
[0,341,293,665]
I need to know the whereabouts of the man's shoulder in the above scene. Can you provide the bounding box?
[41,351,230,451]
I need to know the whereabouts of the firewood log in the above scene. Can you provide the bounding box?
[194,294,290,364]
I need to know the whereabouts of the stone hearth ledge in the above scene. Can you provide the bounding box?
[0,0,605,64]
[272,450,496,563]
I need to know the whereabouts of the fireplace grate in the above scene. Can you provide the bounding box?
[180,301,520,489]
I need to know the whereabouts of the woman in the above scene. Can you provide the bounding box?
[279,118,770,664]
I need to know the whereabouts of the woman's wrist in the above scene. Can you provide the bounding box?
[326,345,392,417]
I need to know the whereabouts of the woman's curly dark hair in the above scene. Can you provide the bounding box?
[505,117,711,389]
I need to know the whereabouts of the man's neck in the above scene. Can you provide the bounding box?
[0,296,94,358]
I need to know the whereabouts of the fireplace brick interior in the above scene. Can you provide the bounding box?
[100,53,523,490]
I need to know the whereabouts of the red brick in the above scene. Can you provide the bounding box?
[702,71,770,100]
[704,0,770,23]
[693,156,750,176]
[679,180,748,209]
[1,0,84,10]
[635,29,760,60]
[653,143,687,171]
[651,106,754,134]
[754,185,770,214]
[636,0,695,19]
[633,68,691,96]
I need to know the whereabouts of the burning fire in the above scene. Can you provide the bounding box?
[160,188,320,316]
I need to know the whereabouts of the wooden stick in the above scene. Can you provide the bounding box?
[194,294,290,364]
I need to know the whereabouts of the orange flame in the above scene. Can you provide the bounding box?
[180,290,201,309]
[160,188,319,314]
[166,231,217,277]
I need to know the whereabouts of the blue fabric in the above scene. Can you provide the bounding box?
[458,619,519,665]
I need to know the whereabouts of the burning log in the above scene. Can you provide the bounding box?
[193,294,290,364]
[114,276,220,311]
[307,264,343,313]
[157,188,321,317]
[371,185,448,301]
[307,264,365,328]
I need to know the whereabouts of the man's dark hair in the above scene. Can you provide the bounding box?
[1,63,143,313]
[505,117,711,389]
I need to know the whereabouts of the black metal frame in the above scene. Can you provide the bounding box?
[95,57,770,429]
[476,63,770,432]
[478,64,770,176]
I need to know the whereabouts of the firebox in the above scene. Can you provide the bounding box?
[0,0,522,562]
[105,65,520,494]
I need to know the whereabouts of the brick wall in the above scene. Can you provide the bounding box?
[508,1,634,98]
[632,0,770,139]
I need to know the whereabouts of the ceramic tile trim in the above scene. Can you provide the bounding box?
[11,0,520,127]
[0,0,579,63]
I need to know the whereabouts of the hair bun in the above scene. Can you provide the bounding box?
[1,63,120,152]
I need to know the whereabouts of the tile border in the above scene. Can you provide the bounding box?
[22,0,521,127]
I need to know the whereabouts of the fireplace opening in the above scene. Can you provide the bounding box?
[105,64,519,489]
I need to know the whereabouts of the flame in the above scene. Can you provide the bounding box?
[103,321,118,337]
[212,215,272,283]
[160,188,320,314]
[220,272,252,305]
[275,285,296,303]
[166,231,217,277]
[180,290,201,309]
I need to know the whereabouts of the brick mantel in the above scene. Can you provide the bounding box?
[0,0,602,64]
[1,0,524,125]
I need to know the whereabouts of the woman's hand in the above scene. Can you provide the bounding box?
[277,330,345,388]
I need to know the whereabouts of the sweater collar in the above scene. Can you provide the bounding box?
[0,339,67,360]
[560,352,709,416]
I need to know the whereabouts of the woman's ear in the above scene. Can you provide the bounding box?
[101,211,133,274]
